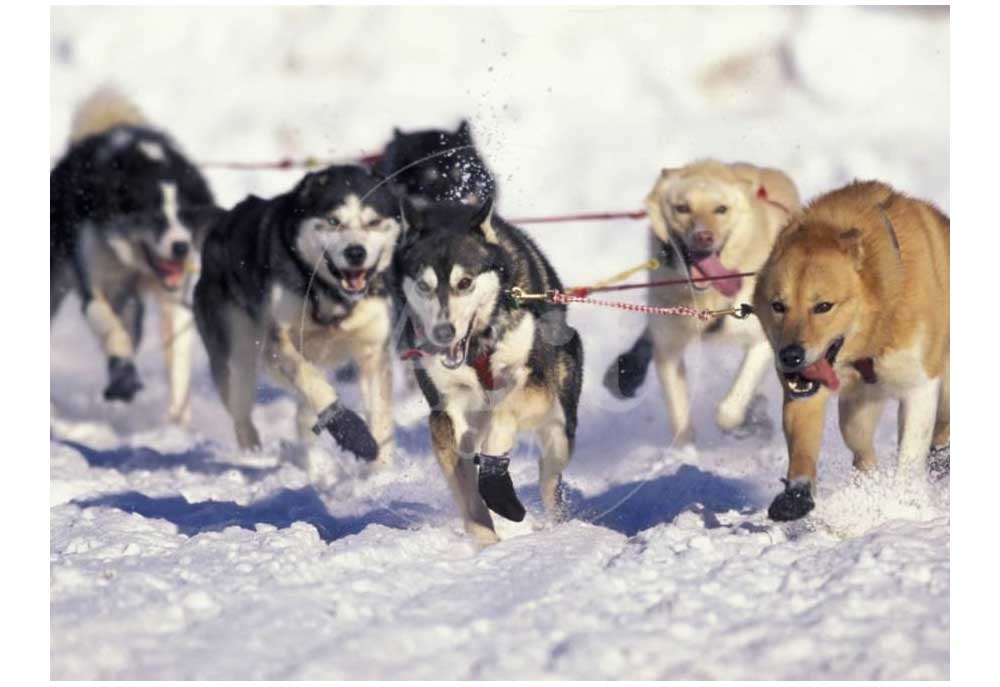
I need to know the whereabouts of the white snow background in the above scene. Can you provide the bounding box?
[49,6,949,680]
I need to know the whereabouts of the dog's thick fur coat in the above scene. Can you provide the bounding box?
[394,202,583,544]
[194,166,402,463]
[753,180,950,520]
[51,88,219,422]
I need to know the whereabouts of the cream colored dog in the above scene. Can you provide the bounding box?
[635,160,800,447]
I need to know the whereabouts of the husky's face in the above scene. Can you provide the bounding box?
[378,121,495,208]
[648,169,747,260]
[396,202,504,369]
[290,166,401,298]
[89,129,220,290]
[754,223,865,399]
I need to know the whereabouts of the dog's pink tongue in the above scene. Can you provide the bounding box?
[800,359,840,391]
[691,254,742,297]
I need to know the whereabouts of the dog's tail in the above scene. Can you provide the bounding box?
[69,86,146,144]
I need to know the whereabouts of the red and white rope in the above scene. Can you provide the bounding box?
[549,292,716,321]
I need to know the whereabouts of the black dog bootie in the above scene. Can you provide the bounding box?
[312,401,378,462]
[476,453,526,522]
[768,479,815,521]
[103,356,143,402]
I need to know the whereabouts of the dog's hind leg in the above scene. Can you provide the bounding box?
[536,418,571,519]
[196,293,262,450]
[157,288,194,425]
[932,360,949,449]
[430,410,497,545]
[896,377,941,480]
[716,339,772,431]
[838,387,885,472]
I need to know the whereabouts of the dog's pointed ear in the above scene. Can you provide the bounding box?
[392,126,403,138]
[294,170,329,207]
[471,199,499,244]
[838,228,865,268]
[456,119,472,141]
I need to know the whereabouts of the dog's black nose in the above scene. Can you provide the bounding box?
[344,244,367,267]
[432,322,456,343]
[779,344,806,369]
[171,241,190,261]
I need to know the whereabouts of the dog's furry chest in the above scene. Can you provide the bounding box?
[842,328,932,397]
[267,284,391,365]
[423,312,553,428]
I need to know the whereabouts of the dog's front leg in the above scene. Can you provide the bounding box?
[430,410,498,545]
[896,377,941,481]
[269,326,376,462]
[716,339,772,431]
[769,388,830,521]
[83,293,142,402]
[838,387,886,472]
[652,335,694,447]
[354,342,395,467]
[158,287,193,425]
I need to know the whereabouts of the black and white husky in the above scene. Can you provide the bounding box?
[194,166,402,463]
[374,121,496,208]
[394,201,583,544]
[50,88,221,422]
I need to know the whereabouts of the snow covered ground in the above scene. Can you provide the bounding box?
[49,6,950,680]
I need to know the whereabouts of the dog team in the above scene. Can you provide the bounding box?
[50,89,950,544]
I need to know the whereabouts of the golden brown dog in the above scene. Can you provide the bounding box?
[753,180,949,520]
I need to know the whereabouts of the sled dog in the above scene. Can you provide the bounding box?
[50,87,221,422]
[394,201,583,544]
[754,180,949,520]
[194,166,402,463]
[605,160,800,446]
[375,120,496,207]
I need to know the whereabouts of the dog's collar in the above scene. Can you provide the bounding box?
[852,358,878,384]
[756,185,792,215]
[876,200,903,262]
[401,332,500,391]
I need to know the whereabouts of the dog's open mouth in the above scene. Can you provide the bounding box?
[675,242,742,297]
[325,254,378,296]
[441,318,476,370]
[339,267,374,294]
[143,246,187,290]
[783,336,845,398]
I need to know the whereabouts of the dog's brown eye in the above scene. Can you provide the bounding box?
[771,300,787,314]
[814,301,834,314]
[715,205,728,214]
[366,218,382,228]
[673,204,691,214]
[456,276,474,291]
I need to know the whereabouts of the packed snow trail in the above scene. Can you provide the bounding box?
[50,5,949,679]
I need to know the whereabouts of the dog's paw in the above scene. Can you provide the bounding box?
[312,401,378,462]
[928,443,950,480]
[103,357,143,402]
[767,479,815,521]
[603,347,652,399]
[476,454,526,522]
